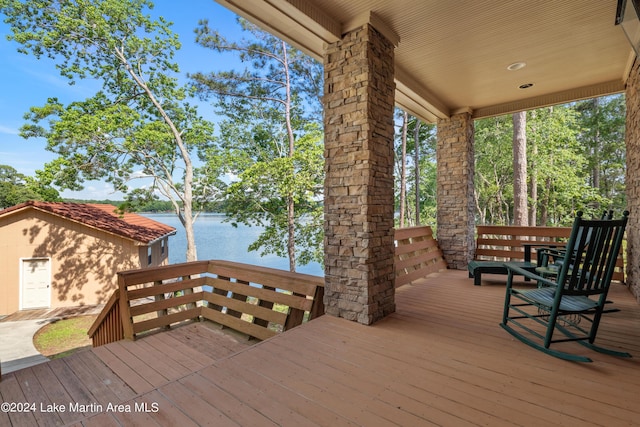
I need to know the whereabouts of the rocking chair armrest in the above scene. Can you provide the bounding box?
[504,262,558,288]
[522,243,567,263]
[536,247,567,257]
[535,247,569,268]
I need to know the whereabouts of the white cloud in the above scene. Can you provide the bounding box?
[129,170,152,179]
[0,125,19,135]
[61,181,126,201]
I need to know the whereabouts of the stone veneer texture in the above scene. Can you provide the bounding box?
[323,23,396,324]
[436,112,476,270]
[626,59,640,301]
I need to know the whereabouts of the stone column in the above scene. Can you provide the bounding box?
[436,112,476,269]
[323,23,396,325]
[625,59,640,301]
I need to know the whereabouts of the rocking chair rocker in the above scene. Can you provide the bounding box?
[500,211,629,362]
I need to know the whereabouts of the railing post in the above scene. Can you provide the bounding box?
[118,273,135,340]
[181,275,200,321]
[154,279,171,330]
[181,275,198,310]
[309,286,325,320]
[253,285,275,328]
[283,291,307,331]
[207,269,229,313]
[225,277,246,319]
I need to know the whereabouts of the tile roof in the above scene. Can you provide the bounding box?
[0,201,176,244]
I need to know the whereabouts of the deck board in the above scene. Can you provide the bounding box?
[220,359,358,427]
[27,362,83,425]
[128,389,201,427]
[141,333,212,372]
[176,372,278,427]
[71,350,137,403]
[199,365,320,427]
[0,374,39,427]
[2,269,640,426]
[105,341,171,387]
[91,344,155,395]
[12,367,64,427]
[155,381,241,427]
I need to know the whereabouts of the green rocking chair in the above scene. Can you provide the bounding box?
[534,210,613,277]
[500,211,630,362]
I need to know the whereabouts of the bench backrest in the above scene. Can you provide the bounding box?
[474,225,625,283]
[475,225,571,261]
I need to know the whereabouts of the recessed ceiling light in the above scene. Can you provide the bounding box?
[507,62,527,71]
[519,83,534,89]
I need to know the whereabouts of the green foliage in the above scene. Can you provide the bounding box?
[192,19,324,270]
[473,96,625,226]
[393,110,437,227]
[223,125,324,265]
[574,96,626,211]
[0,164,60,208]
[474,115,514,224]
[1,0,220,261]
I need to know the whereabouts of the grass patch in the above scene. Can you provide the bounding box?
[33,315,97,359]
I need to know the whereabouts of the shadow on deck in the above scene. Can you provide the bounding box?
[2,269,639,426]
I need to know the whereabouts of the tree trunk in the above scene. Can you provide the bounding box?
[413,119,421,226]
[529,133,538,226]
[541,176,551,225]
[512,111,528,226]
[181,206,198,262]
[282,42,297,272]
[118,46,199,261]
[399,111,408,228]
[591,98,601,211]
[528,110,538,226]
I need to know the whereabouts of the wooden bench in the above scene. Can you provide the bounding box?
[89,260,324,346]
[468,259,537,286]
[469,225,571,286]
[469,224,626,285]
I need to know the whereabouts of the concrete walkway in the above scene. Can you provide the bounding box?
[0,319,50,375]
[0,305,103,376]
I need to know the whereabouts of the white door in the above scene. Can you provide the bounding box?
[21,258,51,310]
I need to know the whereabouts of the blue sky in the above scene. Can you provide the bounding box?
[0,0,245,199]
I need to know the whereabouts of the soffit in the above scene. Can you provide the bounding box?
[215,0,632,123]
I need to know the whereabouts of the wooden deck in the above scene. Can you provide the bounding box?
[2,270,639,426]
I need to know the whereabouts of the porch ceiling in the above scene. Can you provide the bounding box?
[215,0,633,122]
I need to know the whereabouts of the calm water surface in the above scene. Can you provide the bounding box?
[143,213,324,276]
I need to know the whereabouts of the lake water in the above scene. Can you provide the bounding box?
[143,213,324,277]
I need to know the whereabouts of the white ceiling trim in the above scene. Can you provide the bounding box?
[395,66,450,122]
[473,80,626,119]
[215,0,338,59]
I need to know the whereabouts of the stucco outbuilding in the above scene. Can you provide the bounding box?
[0,201,175,316]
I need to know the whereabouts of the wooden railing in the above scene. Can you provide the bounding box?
[88,289,123,347]
[474,225,625,282]
[394,225,448,287]
[88,260,325,347]
[89,226,448,347]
